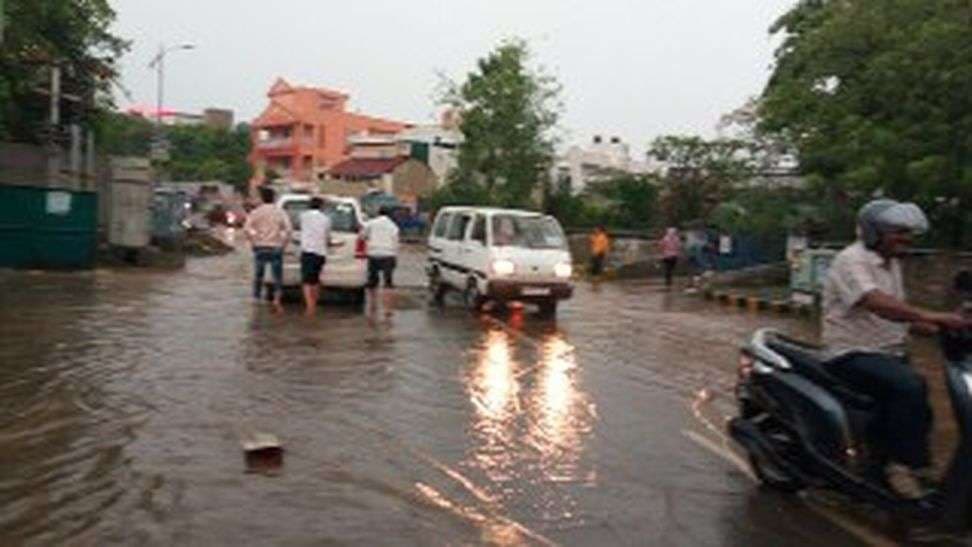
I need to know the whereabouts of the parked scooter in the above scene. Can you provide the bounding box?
[729,272,972,536]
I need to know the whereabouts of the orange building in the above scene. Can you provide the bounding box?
[249,78,410,187]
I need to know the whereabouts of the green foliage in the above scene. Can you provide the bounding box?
[439,38,561,208]
[648,135,756,227]
[95,113,253,189]
[165,123,253,188]
[0,0,128,141]
[760,0,972,248]
[92,110,153,156]
[586,173,660,229]
[544,172,659,230]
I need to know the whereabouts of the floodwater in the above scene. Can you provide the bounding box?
[1,245,941,545]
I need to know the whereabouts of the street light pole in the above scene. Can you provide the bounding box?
[155,44,165,127]
[148,43,195,129]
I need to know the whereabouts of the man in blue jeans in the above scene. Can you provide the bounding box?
[243,187,292,311]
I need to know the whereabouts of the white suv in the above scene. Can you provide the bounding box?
[426,207,574,315]
[275,194,368,303]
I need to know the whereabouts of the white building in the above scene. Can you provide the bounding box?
[343,123,462,187]
[554,135,654,194]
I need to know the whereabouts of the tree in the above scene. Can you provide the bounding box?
[92,110,154,156]
[440,38,561,207]
[0,0,128,141]
[648,135,755,227]
[585,172,660,229]
[96,115,254,189]
[165,123,253,188]
[759,0,972,247]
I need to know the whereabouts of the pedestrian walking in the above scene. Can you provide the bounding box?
[659,227,682,288]
[243,186,292,312]
[589,225,610,277]
[361,206,400,320]
[298,196,338,316]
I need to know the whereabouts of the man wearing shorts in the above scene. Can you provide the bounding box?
[361,207,400,318]
[299,196,332,316]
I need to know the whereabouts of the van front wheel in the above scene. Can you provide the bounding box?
[464,279,486,313]
[429,269,446,305]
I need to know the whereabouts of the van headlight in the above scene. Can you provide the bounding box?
[554,262,573,278]
[491,259,515,276]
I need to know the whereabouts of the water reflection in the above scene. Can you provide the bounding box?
[532,334,593,484]
[465,326,595,501]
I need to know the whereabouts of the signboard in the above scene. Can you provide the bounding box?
[46,191,72,215]
[719,235,733,255]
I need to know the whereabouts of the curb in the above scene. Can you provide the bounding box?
[703,287,815,316]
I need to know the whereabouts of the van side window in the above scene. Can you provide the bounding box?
[470,215,486,244]
[433,212,452,238]
[447,214,471,241]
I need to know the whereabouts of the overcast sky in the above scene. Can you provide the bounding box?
[110,0,795,152]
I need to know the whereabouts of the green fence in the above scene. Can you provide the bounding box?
[0,185,98,269]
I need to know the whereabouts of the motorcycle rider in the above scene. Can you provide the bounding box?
[821,199,971,498]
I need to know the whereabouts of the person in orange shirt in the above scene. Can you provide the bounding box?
[589,225,610,277]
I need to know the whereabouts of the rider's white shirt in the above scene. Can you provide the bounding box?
[822,241,909,357]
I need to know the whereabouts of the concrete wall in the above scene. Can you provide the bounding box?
[902,252,972,309]
[568,232,665,277]
[0,143,47,186]
[391,160,437,208]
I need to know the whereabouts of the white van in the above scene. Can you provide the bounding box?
[426,207,574,315]
[274,194,368,303]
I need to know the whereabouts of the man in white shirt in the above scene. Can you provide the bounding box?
[243,186,292,312]
[299,197,338,316]
[361,207,400,319]
[821,199,969,497]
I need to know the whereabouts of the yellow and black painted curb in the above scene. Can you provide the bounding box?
[703,288,815,316]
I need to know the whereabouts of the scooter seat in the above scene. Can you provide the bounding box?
[767,338,877,410]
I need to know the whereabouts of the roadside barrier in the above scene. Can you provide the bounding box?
[703,287,815,316]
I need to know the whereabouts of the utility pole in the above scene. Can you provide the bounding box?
[147,43,195,164]
[155,44,165,128]
[0,0,5,45]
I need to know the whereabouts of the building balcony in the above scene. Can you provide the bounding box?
[255,137,316,154]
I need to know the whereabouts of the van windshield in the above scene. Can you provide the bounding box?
[490,215,567,249]
[282,200,359,232]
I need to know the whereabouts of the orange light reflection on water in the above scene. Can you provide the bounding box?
[466,326,594,490]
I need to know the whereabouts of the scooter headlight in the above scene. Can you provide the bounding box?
[738,350,755,380]
[492,259,515,276]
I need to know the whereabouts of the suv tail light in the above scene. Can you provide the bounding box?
[355,237,367,259]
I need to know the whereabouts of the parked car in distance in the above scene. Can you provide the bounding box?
[272,194,368,304]
[426,207,574,316]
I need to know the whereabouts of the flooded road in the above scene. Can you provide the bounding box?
[0,247,892,545]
